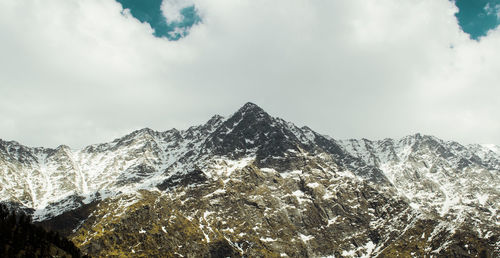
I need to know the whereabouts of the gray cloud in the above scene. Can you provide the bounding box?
[0,0,499,148]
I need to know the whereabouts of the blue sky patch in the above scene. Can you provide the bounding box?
[454,0,500,40]
[115,0,500,41]
[116,0,201,40]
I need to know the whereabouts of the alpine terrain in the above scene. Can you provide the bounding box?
[0,103,498,257]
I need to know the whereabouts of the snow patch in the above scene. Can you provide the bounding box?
[477,194,489,205]
[299,233,314,242]
[306,182,320,188]
[204,189,226,198]
[261,168,277,173]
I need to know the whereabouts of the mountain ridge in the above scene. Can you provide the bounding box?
[0,102,498,257]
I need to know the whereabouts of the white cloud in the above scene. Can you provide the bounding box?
[485,3,500,20]
[161,0,195,22]
[0,0,499,148]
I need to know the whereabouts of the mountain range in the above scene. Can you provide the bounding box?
[0,102,498,257]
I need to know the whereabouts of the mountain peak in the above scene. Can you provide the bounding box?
[238,102,265,114]
[230,102,271,124]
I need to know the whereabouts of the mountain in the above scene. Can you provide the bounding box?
[339,135,499,221]
[0,102,498,257]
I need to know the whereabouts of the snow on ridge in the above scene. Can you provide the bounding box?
[337,135,500,224]
[1,103,499,236]
[481,144,500,154]
[0,116,228,217]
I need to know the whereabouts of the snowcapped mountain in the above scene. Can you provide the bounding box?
[0,103,498,257]
[0,113,225,220]
[338,136,499,245]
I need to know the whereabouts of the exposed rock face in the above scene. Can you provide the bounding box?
[0,102,499,257]
[67,164,415,257]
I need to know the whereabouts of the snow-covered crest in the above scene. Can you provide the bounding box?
[0,103,499,256]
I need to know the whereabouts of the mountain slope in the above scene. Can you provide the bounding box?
[0,102,498,257]
[0,203,87,257]
[338,136,499,230]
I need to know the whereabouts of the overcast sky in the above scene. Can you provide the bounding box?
[1,0,500,148]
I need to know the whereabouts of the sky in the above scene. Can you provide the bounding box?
[0,0,499,148]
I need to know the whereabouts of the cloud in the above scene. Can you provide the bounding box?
[484,3,500,20]
[0,0,499,148]
[116,0,201,40]
[161,0,195,22]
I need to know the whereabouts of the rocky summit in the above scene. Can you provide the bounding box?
[0,102,498,257]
